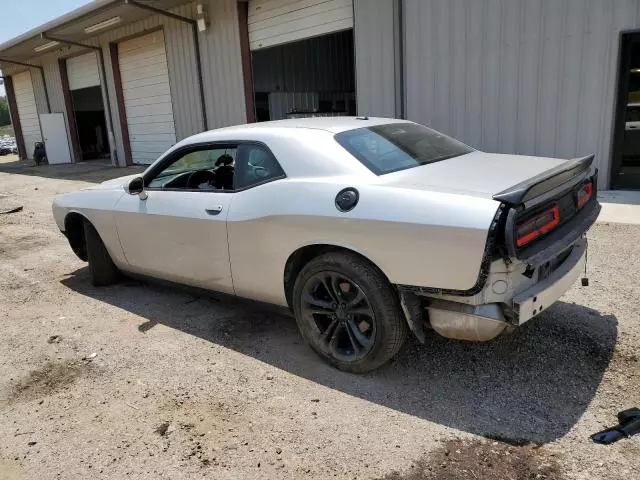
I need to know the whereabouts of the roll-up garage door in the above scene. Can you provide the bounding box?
[119,31,176,164]
[12,70,42,157]
[248,0,354,50]
[67,52,100,90]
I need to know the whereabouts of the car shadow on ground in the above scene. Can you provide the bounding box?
[61,268,618,445]
[0,157,144,183]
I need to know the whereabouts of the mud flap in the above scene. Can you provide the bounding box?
[398,288,426,343]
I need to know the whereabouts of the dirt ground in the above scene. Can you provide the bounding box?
[1,156,639,480]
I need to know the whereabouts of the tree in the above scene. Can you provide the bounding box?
[0,96,11,127]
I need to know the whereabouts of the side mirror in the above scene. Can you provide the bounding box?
[125,176,145,197]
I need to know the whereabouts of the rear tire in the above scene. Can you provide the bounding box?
[292,252,408,373]
[83,220,119,286]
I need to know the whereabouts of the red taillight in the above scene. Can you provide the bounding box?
[516,205,560,247]
[576,182,593,209]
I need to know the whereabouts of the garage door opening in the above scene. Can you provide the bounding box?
[65,52,110,163]
[70,86,109,161]
[251,29,356,122]
[611,31,640,189]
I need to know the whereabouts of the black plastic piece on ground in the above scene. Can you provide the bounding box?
[581,277,589,286]
[591,407,640,444]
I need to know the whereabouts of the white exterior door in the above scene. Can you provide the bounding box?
[248,0,353,50]
[119,31,176,165]
[40,113,72,164]
[67,52,100,90]
[12,70,41,158]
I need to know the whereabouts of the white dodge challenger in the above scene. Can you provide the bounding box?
[53,117,600,372]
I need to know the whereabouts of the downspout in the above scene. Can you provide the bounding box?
[41,33,118,166]
[123,0,208,131]
[393,0,405,119]
[0,58,51,113]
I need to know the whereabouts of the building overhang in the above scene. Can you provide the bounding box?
[0,0,193,69]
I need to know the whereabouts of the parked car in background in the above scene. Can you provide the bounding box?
[52,118,600,372]
[0,135,18,156]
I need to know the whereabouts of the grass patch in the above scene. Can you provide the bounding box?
[0,124,15,136]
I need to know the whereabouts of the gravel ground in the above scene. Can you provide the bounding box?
[0,158,639,480]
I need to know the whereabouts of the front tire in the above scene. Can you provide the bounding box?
[292,252,408,373]
[83,220,119,286]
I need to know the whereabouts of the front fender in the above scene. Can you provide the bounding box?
[52,189,128,268]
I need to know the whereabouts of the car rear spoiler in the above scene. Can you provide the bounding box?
[492,154,595,207]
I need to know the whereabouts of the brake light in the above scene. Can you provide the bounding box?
[576,182,593,209]
[516,205,560,247]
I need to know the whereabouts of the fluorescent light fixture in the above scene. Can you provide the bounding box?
[34,41,59,52]
[84,16,121,34]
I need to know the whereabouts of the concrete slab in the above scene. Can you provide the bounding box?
[597,190,640,225]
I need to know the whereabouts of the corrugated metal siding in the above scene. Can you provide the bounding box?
[404,0,640,188]
[96,2,203,164]
[3,64,50,114]
[248,0,354,50]
[12,70,42,157]
[199,0,247,129]
[67,52,100,90]
[353,0,398,117]
[1,0,250,166]
[119,31,177,164]
[30,68,49,115]
[42,60,65,113]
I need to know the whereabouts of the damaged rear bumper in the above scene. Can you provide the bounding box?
[512,237,586,324]
[402,237,588,342]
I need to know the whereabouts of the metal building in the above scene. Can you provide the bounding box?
[1,0,640,189]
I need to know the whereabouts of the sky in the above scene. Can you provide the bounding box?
[0,0,91,95]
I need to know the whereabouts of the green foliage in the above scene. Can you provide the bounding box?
[0,96,11,127]
[0,124,14,136]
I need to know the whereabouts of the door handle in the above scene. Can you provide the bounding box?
[205,205,223,215]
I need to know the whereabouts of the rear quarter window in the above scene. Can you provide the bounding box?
[335,122,474,175]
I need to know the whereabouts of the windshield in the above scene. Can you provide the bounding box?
[334,122,474,175]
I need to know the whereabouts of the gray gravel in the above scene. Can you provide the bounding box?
[0,159,638,479]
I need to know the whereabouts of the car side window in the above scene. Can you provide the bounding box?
[234,143,285,190]
[146,147,237,190]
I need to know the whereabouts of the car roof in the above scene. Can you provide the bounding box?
[188,116,411,140]
[165,117,416,179]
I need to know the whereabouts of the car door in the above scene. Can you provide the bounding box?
[113,145,237,294]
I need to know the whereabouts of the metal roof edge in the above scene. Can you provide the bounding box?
[0,0,117,53]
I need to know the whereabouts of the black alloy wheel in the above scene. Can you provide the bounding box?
[292,252,408,373]
[300,271,376,362]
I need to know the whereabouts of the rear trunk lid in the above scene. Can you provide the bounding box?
[383,150,600,264]
[381,151,569,199]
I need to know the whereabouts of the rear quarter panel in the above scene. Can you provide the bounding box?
[227,178,500,306]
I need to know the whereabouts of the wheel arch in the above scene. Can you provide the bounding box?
[64,210,91,261]
[283,243,394,309]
